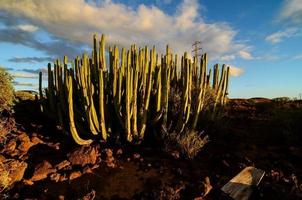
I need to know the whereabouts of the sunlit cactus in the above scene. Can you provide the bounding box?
[39,33,231,145]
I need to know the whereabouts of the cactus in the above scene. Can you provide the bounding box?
[40,33,231,145]
[66,74,93,145]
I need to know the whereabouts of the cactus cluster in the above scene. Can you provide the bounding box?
[39,34,230,145]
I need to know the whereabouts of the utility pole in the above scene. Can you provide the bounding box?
[192,41,203,60]
[192,41,203,79]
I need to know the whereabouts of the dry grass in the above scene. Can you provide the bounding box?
[0,161,10,192]
[166,130,209,159]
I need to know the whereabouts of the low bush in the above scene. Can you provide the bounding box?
[0,68,14,111]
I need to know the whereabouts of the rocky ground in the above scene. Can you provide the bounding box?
[1,97,302,200]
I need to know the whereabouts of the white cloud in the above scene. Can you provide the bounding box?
[220,54,236,61]
[12,72,38,79]
[0,0,247,60]
[16,24,38,32]
[279,0,302,23]
[265,27,299,44]
[229,66,244,77]
[238,50,254,60]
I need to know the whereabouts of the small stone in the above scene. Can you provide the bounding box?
[127,158,131,162]
[31,135,44,145]
[69,171,81,180]
[222,160,230,168]
[81,189,96,200]
[59,174,68,182]
[91,164,99,170]
[171,150,180,159]
[140,158,144,162]
[83,166,93,174]
[17,133,33,153]
[68,146,98,166]
[50,173,61,182]
[55,160,71,170]
[201,176,212,197]
[116,148,123,155]
[23,179,34,185]
[58,195,65,200]
[133,153,140,159]
[0,154,6,162]
[147,163,152,167]
[31,160,56,182]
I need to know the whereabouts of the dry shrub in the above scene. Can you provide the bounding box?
[15,90,37,101]
[0,162,10,192]
[166,130,209,159]
[0,68,14,111]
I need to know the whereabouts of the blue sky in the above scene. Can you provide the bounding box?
[0,0,301,98]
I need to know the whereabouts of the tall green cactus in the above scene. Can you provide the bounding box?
[40,33,231,145]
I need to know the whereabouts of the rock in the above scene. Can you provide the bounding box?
[47,142,60,150]
[0,159,27,187]
[17,133,34,153]
[104,148,113,158]
[2,140,17,154]
[171,150,180,159]
[83,166,93,174]
[0,155,6,162]
[59,174,68,182]
[50,173,61,182]
[58,195,65,200]
[55,160,71,170]
[81,189,96,200]
[23,179,34,185]
[133,153,140,159]
[91,164,99,170]
[104,148,116,168]
[201,177,212,197]
[68,146,98,166]
[116,148,123,156]
[30,135,44,145]
[69,171,81,180]
[31,160,56,182]
[222,160,231,168]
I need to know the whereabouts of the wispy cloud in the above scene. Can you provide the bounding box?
[9,56,53,63]
[12,81,36,87]
[229,66,244,77]
[279,0,302,23]
[0,0,248,60]
[0,25,83,58]
[293,54,302,60]
[11,72,39,79]
[238,50,254,60]
[20,68,48,74]
[265,27,299,44]
[15,24,38,32]
[220,54,236,61]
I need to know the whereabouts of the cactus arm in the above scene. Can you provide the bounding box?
[66,75,93,145]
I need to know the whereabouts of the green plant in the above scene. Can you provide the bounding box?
[39,34,230,145]
[0,68,14,111]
